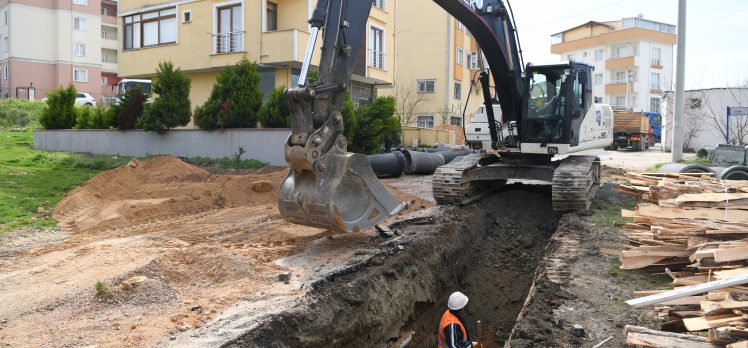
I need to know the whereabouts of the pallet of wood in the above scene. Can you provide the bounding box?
[611,173,748,347]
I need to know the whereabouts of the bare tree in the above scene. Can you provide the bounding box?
[663,91,706,151]
[393,77,431,127]
[698,87,748,145]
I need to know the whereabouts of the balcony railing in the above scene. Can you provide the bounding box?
[369,49,385,69]
[212,31,244,54]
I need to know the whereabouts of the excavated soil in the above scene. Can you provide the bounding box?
[0,156,431,347]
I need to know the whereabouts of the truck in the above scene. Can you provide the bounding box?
[643,111,662,146]
[611,111,650,151]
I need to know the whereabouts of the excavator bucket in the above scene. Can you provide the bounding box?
[278,145,407,233]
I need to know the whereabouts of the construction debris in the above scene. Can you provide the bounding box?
[611,172,748,347]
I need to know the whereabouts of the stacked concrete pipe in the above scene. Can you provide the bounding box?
[368,148,474,177]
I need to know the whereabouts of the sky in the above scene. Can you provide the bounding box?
[504,0,748,90]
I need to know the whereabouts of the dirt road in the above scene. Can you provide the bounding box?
[0,157,430,347]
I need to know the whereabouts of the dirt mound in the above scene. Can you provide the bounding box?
[153,245,273,287]
[54,156,285,234]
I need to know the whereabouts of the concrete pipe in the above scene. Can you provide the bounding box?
[656,163,715,174]
[696,147,716,159]
[716,165,748,181]
[401,150,446,175]
[367,151,407,178]
[437,149,473,164]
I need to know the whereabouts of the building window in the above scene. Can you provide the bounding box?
[214,3,243,54]
[469,52,479,69]
[451,116,462,126]
[266,2,277,31]
[567,54,575,61]
[73,69,88,82]
[369,27,384,69]
[417,115,434,129]
[457,20,463,31]
[73,43,86,57]
[182,10,192,23]
[594,96,602,103]
[73,0,88,5]
[2,11,9,26]
[124,8,177,50]
[0,37,7,52]
[74,17,87,31]
[615,96,625,108]
[101,76,109,86]
[456,47,464,65]
[651,47,661,66]
[650,72,660,91]
[417,79,436,93]
[650,97,661,113]
[3,65,7,80]
[372,0,385,10]
[101,7,108,16]
[454,81,462,99]
[594,73,603,86]
[594,49,605,61]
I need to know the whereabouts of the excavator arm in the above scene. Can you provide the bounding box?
[277,0,407,233]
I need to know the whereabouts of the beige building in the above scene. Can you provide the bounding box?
[551,16,676,113]
[118,0,395,111]
[380,0,485,130]
[0,0,120,103]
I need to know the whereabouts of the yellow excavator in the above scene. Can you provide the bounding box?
[278,0,613,233]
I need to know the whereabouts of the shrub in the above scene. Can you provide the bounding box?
[40,85,77,129]
[0,99,46,129]
[95,280,113,299]
[341,93,357,142]
[348,96,401,154]
[138,61,192,134]
[194,59,263,130]
[114,87,146,130]
[75,106,114,129]
[257,86,291,128]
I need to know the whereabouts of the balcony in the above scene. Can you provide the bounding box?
[101,38,118,50]
[606,55,638,70]
[369,49,385,70]
[605,81,638,95]
[259,29,312,65]
[212,31,245,55]
[101,15,117,26]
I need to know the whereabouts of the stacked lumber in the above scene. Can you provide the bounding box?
[610,173,748,347]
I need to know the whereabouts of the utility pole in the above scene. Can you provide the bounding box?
[672,0,686,162]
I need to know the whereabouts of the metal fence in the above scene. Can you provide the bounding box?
[212,31,244,54]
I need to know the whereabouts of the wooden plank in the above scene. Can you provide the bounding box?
[659,296,705,306]
[621,255,668,269]
[728,341,748,348]
[625,274,748,308]
[637,203,748,222]
[683,314,744,331]
[624,325,719,347]
[676,193,748,204]
[715,247,748,263]
[715,268,748,280]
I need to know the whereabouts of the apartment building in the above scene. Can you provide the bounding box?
[550,16,676,114]
[118,0,395,112]
[0,0,120,103]
[381,0,485,129]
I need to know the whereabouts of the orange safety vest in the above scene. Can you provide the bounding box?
[437,309,468,348]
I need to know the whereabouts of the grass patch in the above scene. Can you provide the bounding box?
[95,280,114,299]
[605,255,672,289]
[0,99,46,129]
[186,156,267,170]
[646,157,711,173]
[0,130,133,233]
[591,196,636,230]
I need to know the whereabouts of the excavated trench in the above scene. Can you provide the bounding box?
[225,184,559,347]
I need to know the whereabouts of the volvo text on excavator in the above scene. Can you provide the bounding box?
[277,0,614,233]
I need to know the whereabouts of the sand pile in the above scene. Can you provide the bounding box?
[54,156,286,234]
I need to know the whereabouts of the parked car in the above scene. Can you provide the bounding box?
[75,92,97,107]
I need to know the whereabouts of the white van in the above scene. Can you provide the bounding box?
[114,79,152,104]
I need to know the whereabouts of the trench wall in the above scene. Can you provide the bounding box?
[33,129,291,166]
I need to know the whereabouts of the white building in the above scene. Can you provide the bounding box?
[662,88,748,152]
[550,16,676,113]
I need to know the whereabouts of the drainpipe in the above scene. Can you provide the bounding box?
[444,13,451,126]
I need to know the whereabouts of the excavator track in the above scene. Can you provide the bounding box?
[551,155,601,211]
[432,153,501,205]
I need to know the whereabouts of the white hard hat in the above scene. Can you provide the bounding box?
[448,291,469,310]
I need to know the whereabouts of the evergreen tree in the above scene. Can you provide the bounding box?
[40,85,77,129]
[194,59,263,129]
[114,87,146,130]
[257,86,290,128]
[138,61,192,134]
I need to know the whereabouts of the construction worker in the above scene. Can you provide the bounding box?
[437,291,477,348]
